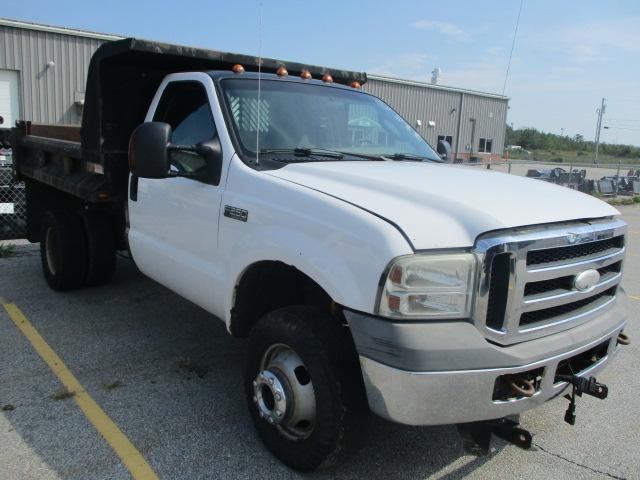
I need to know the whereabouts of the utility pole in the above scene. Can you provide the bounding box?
[592,98,606,164]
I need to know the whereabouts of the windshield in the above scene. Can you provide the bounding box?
[220,78,441,161]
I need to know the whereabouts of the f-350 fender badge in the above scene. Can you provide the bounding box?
[224,205,248,222]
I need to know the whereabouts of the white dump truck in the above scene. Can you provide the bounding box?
[12,38,630,471]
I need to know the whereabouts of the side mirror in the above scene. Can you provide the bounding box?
[129,122,171,179]
[437,140,452,162]
[193,136,223,185]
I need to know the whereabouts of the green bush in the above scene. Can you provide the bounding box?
[0,243,16,258]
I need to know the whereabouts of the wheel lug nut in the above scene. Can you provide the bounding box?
[252,380,257,387]
[268,417,274,423]
[268,378,274,385]
[252,396,257,403]
[275,410,282,417]
[259,411,265,418]
[275,393,282,401]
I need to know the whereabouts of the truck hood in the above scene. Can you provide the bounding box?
[266,161,619,249]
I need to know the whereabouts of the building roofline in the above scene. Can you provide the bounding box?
[0,17,123,41]
[367,74,509,101]
[0,17,509,102]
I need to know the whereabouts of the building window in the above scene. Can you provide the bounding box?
[479,138,493,153]
[437,135,453,146]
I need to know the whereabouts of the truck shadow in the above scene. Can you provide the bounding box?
[1,250,504,480]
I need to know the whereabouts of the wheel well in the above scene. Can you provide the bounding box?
[25,180,84,242]
[25,179,126,249]
[230,261,340,337]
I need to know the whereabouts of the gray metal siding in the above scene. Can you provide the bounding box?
[364,77,508,157]
[365,79,461,150]
[0,21,508,157]
[0,25,104,125]
[457,94,508,156]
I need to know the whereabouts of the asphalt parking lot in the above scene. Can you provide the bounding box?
[1,205,639,480]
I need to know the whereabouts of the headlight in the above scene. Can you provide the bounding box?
[377,253,477,319]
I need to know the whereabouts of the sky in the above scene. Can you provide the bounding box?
[4,0,640,146]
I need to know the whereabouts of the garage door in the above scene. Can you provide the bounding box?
[0,70,20,128]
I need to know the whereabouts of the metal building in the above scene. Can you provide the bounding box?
[0,17,507,160]
[0,18,118,127]
[364,76,508,161]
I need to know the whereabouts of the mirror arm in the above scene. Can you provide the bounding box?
[167,143,198,152]
[167,171,199,179]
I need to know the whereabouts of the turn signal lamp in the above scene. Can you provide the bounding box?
[322,73,334,83]
[232,64,245,74]
[277,66,288,77]
[300,70,312,80]
[350,81,362,89]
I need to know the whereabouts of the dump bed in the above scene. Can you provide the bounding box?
[13,37,367,204]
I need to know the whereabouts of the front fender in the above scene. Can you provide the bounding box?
[219,159,413,326]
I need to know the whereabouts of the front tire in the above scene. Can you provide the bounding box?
[245,306,368,471]
[40,210,87,291]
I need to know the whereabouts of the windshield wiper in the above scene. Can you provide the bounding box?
[383,153,434,162]
[259,147,344,159]
[334,151,386,161]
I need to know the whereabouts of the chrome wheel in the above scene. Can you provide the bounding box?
[45,227,57,275]
[253,343,316,440]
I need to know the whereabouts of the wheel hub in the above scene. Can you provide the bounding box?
[253,343,316,440]
[253,370,288,425]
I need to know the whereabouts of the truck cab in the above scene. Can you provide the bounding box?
[12,38,630,471]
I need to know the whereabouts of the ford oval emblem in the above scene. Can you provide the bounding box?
[574,269,600,292]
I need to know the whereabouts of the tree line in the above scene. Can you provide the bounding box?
[506,125,640,158]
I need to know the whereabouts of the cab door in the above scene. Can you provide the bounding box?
[128,74,227,313]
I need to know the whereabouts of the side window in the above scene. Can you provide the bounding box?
[478,138,493,153]
[153,81,216,174]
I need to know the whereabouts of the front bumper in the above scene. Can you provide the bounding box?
[346,295,628,426]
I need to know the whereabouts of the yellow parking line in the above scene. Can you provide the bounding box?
[630,295,640,301]
[1,300,159,480]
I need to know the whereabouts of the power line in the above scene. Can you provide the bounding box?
[604,126,640,131]
[605,98,640,103]
[502,0,524,95]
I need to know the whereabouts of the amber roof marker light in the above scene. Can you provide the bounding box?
[232,64,245,74]
[350,81,362,89]
[322,73,334,83]
[276,66,288,77]
[300,69,312,80]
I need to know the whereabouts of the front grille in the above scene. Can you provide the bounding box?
[527,236,624,266]
[524,276,573,296]
[520,287,616,326]
[486,253,511,330]
[474,219,626,345]
[598,261,622,276]
[523,261,622,297]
